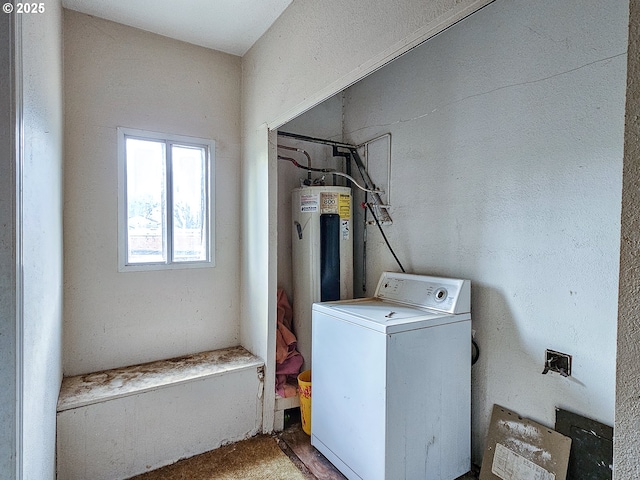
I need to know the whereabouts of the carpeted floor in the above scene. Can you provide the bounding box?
[130,435,308,480]
[129,425,479,480]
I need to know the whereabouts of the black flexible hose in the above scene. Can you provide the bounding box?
[472,339,480,365]
[365,202,405,273]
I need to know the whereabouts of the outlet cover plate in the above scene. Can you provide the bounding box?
[545,349,572,376]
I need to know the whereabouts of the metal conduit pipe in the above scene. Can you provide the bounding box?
[277,144,312,182]
[277,155,333,174]
[277,155,381,194]
[278,131,356,149]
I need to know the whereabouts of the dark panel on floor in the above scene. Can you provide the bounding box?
[555,408,613,480]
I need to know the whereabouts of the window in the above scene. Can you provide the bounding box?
[117,127,214,271]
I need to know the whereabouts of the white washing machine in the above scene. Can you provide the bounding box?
[311,272,471,480]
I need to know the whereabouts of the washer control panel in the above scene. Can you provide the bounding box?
[374,272,470,314]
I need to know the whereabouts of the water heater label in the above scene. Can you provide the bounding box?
[339,194,351,219]
[320,192,339,214]
[341,219,350,240]
[300,194,319,213]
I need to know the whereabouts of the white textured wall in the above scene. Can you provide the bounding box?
[0,12,18,479]
[1,6,65,478]
[615,0,640,478]
[272,0,630,466]
[341,0,628,463]
[242,0,494,433]
[21,2,65,478]
[64,10,242,375]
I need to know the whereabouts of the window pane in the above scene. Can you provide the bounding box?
[126,138,166,263]
[172,145,207,262]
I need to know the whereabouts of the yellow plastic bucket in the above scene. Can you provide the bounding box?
[297,370,312,435]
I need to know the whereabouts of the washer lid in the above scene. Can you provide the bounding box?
[313,298,469,334]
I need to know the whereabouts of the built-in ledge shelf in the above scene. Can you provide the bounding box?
[57,346,264,412]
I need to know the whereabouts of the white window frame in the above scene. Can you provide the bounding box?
[117,127,215,272]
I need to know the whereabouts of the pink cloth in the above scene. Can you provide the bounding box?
[275,288,304,397]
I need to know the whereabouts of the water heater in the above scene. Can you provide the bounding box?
[292,185,353,370]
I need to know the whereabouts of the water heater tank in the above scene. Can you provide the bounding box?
[292,186,353,370]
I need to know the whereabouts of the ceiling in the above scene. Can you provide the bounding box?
[61,0,294,56]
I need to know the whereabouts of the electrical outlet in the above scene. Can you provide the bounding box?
[542,349,572,377]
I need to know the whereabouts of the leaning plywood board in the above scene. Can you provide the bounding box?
[480,405,572,480]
